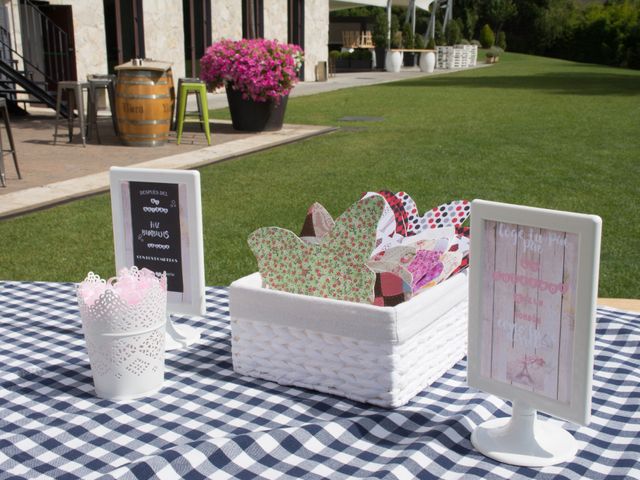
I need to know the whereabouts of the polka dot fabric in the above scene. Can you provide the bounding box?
[401,197,471,235]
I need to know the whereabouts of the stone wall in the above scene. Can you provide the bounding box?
[143,0,185,77]
[304,0,329,81]
[44,0,109,80]
[263,0,287,42]
[211,0,242,41]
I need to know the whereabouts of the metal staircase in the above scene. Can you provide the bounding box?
[0,0,73,117]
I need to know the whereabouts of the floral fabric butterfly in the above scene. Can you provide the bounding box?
[249,196,385,304]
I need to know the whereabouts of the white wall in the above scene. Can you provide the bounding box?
[211,0,242,41]
[48,0,108,80]
[263,0,288,42]
[304,0,329,81]
[143,0,185,78]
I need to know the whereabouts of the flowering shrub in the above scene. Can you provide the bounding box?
[200,38,304,103]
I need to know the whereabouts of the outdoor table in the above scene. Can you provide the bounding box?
[0,281,638,479]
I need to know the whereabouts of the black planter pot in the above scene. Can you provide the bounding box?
[374,46,386,70]
[225,85,288,132]
[350,59,373,70]
[403,52,416,67]
[335,58,350,70]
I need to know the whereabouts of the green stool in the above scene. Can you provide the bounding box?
[175,79,211,145]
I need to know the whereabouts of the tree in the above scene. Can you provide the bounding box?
[372,9,389,48]
[435,19,445,45]
[446,18,463,45]
[483,0,517,40]
[533,0,577,52]
[463,6,480,40]
[390,14,402,48]
[479,23,495,48]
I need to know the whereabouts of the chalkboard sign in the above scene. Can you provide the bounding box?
[128,181,184,293]
[110,167,205,316]
[468,200,601,425]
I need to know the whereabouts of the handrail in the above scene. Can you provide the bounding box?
[19,0,72,89]
[0,25,50,87]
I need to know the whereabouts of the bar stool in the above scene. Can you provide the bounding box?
[54,80,89,147]
[175,78,211,146]
[86,74,118,144]
[0,98,20,187]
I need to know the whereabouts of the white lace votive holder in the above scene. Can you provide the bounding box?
[77,269,167,400]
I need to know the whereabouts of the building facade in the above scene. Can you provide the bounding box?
[0,0,329,97]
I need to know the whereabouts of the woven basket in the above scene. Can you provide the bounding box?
[230,271,468,408]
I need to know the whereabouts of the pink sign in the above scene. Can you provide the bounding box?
[479,221,578,403]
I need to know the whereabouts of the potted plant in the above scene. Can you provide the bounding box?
[200,38,303,132]
[331,50,350,70]
[351,48,374,70]
[329,49,342,72]
[402,23,416,67]
[486,46,503,64]
[418,35,436,73]
[372,10,388,71]
[386,16,403,72]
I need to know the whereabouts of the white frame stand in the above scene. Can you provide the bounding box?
[471,401,578,467]
[110,168,207,353]
[165,314,201,351]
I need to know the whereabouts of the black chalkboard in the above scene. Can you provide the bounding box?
[129,181,184,293]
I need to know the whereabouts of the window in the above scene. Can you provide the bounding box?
[103,0,145,72]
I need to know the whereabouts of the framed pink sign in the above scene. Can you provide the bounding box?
[468,200,601,426]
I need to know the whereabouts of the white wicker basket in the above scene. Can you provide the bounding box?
[230,271,468,408]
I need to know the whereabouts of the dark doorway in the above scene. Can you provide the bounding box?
[183,0,211,77]
[38,4,77,86]
[242,0,263,39]
[288,0,304,80]
[17,1,77,92]
[103,0,145,73]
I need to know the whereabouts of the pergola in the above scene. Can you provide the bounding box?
[329,0,434,11]
[329,0,453,45]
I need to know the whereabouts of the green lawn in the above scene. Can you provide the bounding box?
[1,52,638,298]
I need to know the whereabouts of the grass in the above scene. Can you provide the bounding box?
[1,52,639,298]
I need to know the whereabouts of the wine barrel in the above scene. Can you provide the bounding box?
[115,63,174,147]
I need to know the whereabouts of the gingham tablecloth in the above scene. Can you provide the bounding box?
[0,281,638,480]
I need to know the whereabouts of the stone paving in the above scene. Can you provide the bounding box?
[0,113,330,218]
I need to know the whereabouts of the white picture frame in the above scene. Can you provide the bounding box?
[110,167,206,316]
[468,199,601,425]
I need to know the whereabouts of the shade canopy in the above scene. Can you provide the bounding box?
[329,0,434,12]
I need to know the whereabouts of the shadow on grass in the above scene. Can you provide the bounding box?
[385,70,640,96]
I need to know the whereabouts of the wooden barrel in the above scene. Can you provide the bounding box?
[115,67,174,147]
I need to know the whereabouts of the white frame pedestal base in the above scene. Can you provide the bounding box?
[165,315,201,351]
[471,401,578,467]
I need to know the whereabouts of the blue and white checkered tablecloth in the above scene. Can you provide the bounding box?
[0,281,638,480]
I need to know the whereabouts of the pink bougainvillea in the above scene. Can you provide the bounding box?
[199,38,304,103]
